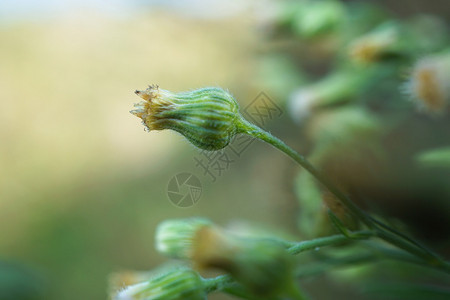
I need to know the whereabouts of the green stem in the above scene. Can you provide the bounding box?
[370,216,437,260]
[237,118,450,273]
[204,274,234,293]
[295,253,379,278]
[374,229,450,272]
[287,231,374,255]
[202,233,449,299]
[237,119,373,227]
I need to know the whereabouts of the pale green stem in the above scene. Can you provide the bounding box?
[237,119,372,226]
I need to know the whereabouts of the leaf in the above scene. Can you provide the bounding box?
[416,147,450,168]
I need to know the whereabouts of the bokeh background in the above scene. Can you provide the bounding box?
[1,1,449,299]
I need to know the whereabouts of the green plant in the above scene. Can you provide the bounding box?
[113,1,450,299]
[112,84,450,299]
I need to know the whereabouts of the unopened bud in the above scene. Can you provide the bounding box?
[349,22,401,64]
[114,267,206,300]
[131,86,242,150]
[403,53,450,114]
[192,226,293,296]
[155,218,212,259]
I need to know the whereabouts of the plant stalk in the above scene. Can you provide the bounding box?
[237,118,449,273]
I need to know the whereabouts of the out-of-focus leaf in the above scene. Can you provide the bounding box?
[416,147,450,167]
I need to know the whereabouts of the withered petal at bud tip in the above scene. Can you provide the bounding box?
[135,89,152,101]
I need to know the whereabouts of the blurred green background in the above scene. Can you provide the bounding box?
[1,1,449,299]
[0,1,288,299]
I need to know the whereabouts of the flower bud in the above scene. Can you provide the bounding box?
[403,53,450,114]
[348,22,401,64]
[192,226,294,297]
[155,218,212,259]
[114,267,206,300]
[131,85,241,150]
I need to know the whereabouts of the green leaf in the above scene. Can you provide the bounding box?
[416,147,450,168]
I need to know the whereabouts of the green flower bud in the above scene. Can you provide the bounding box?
[348,22,402,64]
[131,85,241,150]
[114,267,206,300]
[154,218,295,296]
[155,218,213,259]
[192,226,294,297]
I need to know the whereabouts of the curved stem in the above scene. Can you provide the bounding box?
[287,231,374,255]
[237,118,450,273]
[237,119,372,226]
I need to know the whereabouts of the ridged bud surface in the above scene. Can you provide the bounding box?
[115,267,206,300]
[131,86,241,150]
[155,218,212,259]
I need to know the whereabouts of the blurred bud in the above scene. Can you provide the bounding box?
[131,86,241,150]
[192,226,293,297]
[292,0,346,38]
[349,22,401,64]
[403,53,450,114]
[155,218,212,259]
[109,271,153,299]
[114,267,206,300]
